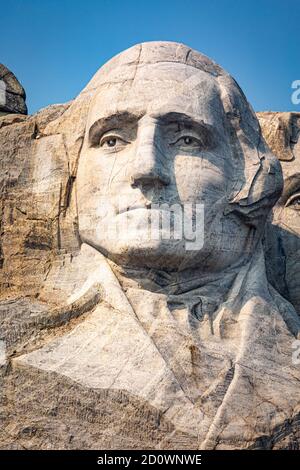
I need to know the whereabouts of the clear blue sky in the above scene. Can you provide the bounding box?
[1,0,299,114]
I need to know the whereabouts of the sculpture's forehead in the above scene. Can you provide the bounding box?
[87,62,225,129]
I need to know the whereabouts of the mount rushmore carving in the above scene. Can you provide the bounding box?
[1,42,300,449]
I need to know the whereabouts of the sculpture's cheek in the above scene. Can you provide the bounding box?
[174,153,229,204]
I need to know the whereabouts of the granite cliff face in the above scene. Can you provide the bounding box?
[1,45,300,450]
[0,102,74,301]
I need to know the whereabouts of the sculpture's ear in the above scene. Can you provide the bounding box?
[225,153,283,227]
[217,74,283,227]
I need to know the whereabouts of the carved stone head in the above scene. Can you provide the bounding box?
[72,42,282,272]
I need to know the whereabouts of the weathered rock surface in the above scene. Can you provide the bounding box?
[1,45,300,451]
[0,64,27,115]
[258,112,300,315]
[0,102,73,302]
[257,112,300,161]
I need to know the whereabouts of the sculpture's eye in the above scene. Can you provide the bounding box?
[179,136,198,146]
[182,136,194,145]
[286,193,300,210]
[106,138,117,147]
[99,134,128,149]
[171,135,202,149]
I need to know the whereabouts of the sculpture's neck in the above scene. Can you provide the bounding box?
[108,259,230,293]
[106,257,249,319]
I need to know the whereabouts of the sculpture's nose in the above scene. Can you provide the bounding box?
[130,119,170,188]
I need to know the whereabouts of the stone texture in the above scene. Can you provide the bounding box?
[1,43,300,450]
[0,64,27,115]
[258,112,300,315]
[0,102,73,302]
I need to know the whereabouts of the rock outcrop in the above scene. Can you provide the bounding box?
[257,112,300,162]
[0,64,27,115]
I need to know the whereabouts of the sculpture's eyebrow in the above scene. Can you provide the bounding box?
[157,111,208,129]
[156,111,216,146]
[88,110,216,147]
[89,111,140,145]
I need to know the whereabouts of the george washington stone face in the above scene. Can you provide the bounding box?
[76,44,280,274]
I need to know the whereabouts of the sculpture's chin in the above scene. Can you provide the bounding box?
[79,208,206,270]
[82,235,196,271]
[79,209,253,272]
